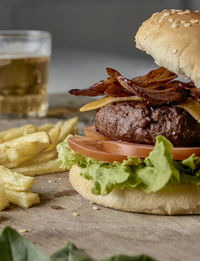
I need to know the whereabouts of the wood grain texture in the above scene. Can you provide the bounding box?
[0,97,199,261]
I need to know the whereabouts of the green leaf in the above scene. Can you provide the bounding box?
[174,155,200,185]
[0,226,50,261]
[0,227,157,261]
[57,135,86,170]
[102,254,157,261]
[51,242,93,261]
[80,162,131,196]
[136,136,180,193]
[181,154,200,173]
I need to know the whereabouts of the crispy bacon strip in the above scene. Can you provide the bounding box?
[69,67,177,97]
[104,82,132,97]
[106,67,121,79]
[190,87,200,103]
[69,77,114,96]
[117,76,189,106]
[133,67,177,86]
[69,67,200,106]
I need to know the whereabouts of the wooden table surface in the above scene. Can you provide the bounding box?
[0,94,200,261]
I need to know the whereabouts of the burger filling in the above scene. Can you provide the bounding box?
[57,135,200,195]
[57,67,200,196]
[95,102,200,146]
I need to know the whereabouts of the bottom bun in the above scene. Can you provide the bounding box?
[69,165,200,215]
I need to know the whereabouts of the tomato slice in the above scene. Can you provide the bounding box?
[102,140,152,158]
[80,125,200,162]
[80,126,200,161]
[84,125,111,141]
[171,147,200,160]
[68,136,127,163]
[102,140,200,160]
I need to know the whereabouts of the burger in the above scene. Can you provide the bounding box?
[57,9,200,215]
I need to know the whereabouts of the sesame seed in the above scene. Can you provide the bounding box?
[72,212,79,217]
[177,11,185,15]
[48,180,52,183]
[163,12,170,16]
[195,10,200,13]
[171,9,176,12]
[184,10,191,14]
[181,20,186,23]
[184,23,191,27]
[143,34,147,40]
[171,22,179,28]
[52,227,56,231]
[93,206,100,210]
[191,19,199,24]
[172,49,178,54]
[168,18,174,22]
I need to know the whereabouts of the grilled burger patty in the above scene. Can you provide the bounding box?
[95,102,200,146]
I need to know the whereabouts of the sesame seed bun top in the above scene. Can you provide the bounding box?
[135,9,200,87]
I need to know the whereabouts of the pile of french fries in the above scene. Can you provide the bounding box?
[0,117,78,211]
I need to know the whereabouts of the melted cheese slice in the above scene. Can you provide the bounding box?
[80,96,200,124]
[178,98,200,123]
[80,96,142,112]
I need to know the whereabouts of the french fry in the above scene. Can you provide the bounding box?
[21,150,57,166]
[46,126,61,151]
[0,132,50,168]
[0,124,37,143]
[57,117,78,143]
[0,118,79,210]
[45,121,64,152]
[2,131,50,147]
[5,189,39,209]
[3,152,33,169]
[38,123,53,132]
[0,166,39,209]
[54,121,63,129]
[0,166,34,191]
[0,181,9,211]
[13,159,65,176]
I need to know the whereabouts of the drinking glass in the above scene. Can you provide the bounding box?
[0,30,51,118]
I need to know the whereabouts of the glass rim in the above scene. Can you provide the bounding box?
[0,30,51,39]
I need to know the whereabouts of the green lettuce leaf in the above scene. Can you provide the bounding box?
[0,227,49,261]
[51,241,93,261]
[102,255,157,261]
[181,154,200,173]
[135,135,180,193]
[174,154,200,185]
[0,226,157,261]
[57,135,87,170]
[57,135,200,196]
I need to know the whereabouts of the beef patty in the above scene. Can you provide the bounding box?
[95,102,200,146]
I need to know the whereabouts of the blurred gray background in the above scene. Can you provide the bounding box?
[0,0,198,93]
